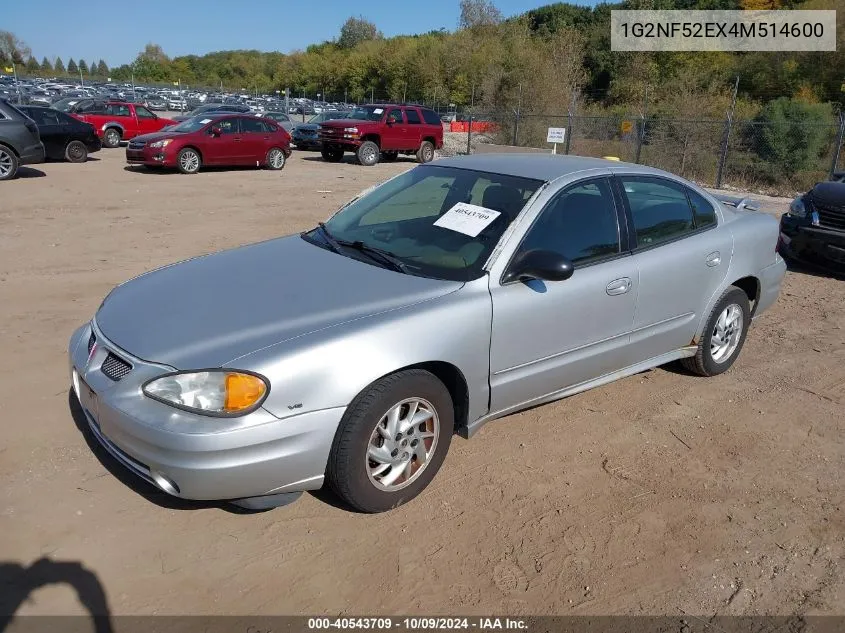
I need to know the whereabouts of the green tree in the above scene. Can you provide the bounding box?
[96,59,109,76]
[54,57,65,74]
[25,56,40,74]
[338,16,381,49]
[0,30,31,64]
[78,59,89,74]
[752,97,834,176]
[41,57,53,73]
[67,58,78,74]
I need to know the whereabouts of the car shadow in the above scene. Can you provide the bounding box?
[16,167,46,178]
[0,558,114,633]
[122,165,274,176]
[67,390,263,515]
[299,155,417,165]
[782,253,845,281]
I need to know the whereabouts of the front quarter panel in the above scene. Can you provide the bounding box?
[227,278,493,428]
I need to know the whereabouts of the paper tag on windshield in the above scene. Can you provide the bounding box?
[434,203,501,237]
[200,118,212,124]
[373,108,383,114]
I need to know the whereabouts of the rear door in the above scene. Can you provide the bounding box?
[239,117,271,165]
[403,107,424,149]
[617,174,731,362]
[382,107,406,151]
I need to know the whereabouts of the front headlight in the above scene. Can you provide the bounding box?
[788,197,807,218]
[149,139,173,149]
[143,370,269,416]
[344,127,359,133]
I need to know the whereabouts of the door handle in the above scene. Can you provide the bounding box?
[233,137,241,142]
[705,251,721,267]
[606,278,632,296]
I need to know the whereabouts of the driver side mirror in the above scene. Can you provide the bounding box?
[502,249,574,284]
[210,127,222,137]
[387,116,397,124]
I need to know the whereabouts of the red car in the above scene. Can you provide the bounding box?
[70,101,177,148]
[125,113,291,174]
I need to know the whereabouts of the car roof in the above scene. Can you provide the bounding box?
[432,153,644,182]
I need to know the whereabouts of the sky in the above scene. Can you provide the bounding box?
[4,0,599,68]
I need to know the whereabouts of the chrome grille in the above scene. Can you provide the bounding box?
[101,352,132,381]
[813,200,845,230]
[128,140,146,150]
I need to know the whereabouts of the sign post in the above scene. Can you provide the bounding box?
[546,127,566,154]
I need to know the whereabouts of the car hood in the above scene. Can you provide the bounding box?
[95,235,462,368]
[809,181,845,207]
[294,124,320,132]
[321,118,371,128]
[131,129,184,143]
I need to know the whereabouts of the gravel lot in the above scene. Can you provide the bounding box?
[1,149,843,617]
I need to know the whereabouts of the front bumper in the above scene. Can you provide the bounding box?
[779,215,845,273]
[68,322,345,503]
[126,144,175,167]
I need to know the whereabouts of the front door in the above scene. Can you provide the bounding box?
[203,117,242,165]
[381,108,406,151]
[489,177,638,414]
[133,105,161,135]
[616,175,733,362]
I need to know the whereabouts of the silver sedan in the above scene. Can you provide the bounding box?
[68,154,786,513]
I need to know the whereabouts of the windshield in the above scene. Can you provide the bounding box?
[52,98,78,112]
[168,117,212,133]
[312,165,543,281]
[346,106,385,121]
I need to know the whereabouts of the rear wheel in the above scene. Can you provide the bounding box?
[102,128,121,148]
[416,141,435,163]
[381,151,398,162]
[65,140,88,163]
[266,147,286,170]
[321,148,344,163]
[682,286,750,377]
[326,369,454,513]
[0,145,19,181]
[177,147,201,174]
[357,141,380,166]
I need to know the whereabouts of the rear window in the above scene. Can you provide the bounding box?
[421,109,441,125]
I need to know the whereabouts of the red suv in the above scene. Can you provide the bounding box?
[70,101,177,148]
[125,113,291,174]
[319,104,443,166]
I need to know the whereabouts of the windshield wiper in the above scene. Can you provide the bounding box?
[309,223,408,274]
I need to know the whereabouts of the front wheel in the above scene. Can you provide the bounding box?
[682,286,751,377]
[326,369,454,513]
[356,141,380,167]
[177,147,202,174]
[65,140,88,163]
[321,148,343,163]
[416,141,435,163]
[102,128,121,148]
[266,147,286,170]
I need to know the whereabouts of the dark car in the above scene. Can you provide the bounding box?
[780,180,845,273]
[19,105,101,163]
[0,98,45,180]
[125,113,291,174]
[171,103,251,123]
[292,112,352,150]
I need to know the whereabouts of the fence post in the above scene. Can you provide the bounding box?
[512,111,520,146]
[829,112,845,179]
[565,110,573,155]
[634,115,646,164]
[715,117,732,188]
[466,114,473,155]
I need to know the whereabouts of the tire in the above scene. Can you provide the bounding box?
[416,140,435,163]
[326,369,454,513]
[266,147,286,170]
[102,128,121,148]
[65,140,88,163]
[381,151,398,162]
[321,148,343,163]
[176,147,201,174]
[0,145,19,181]
[682,286,751,377]
[356,140,380,166]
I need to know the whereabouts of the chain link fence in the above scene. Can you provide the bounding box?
[467,111,845,196]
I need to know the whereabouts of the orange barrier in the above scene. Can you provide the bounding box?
[450,121,500,133]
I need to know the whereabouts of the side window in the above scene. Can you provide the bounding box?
[74,99,94,113]
[405,109,421,124]
[240,117,266,133]
[38,110,61,125]
[135,106,156,119]
[519,178,621,265]
[620,177,695,248]
[106,104,131,117]
[217,118,239,134]
[687,188,717,228]
[421,109,441,125]
[56,111,78,125]
[386,108,404,123]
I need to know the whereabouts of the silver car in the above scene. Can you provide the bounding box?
[68,155,786,513]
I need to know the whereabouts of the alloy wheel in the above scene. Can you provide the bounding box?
[366,397,440,491]
[710,303,743,363]
[269,148,285,169]
[0,149,13,178]
[180,150,199,173]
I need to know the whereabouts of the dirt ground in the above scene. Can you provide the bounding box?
[1,149,843,618]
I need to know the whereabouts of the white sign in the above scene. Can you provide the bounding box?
[200,118,212,124]
[434,203,501,237]
[373,108,384,115]
[547,127,566,144]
